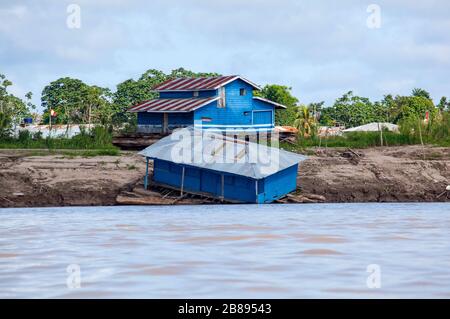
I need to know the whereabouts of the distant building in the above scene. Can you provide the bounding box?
[128,75,286,133]
[342,122,399,133]
[139,128,306,203]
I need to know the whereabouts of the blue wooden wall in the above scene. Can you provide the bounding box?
[194,79,274,128]
[151,158,298,203]
[137,112,193,125]
[153,159,257,202]
[194,79,253,126]
[258,164,298,203]
[137,112,163,125]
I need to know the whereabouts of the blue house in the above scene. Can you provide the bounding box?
[128,75,286,133]
[139,128,306,203]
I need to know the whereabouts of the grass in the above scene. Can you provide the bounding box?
[281,131,450,153]
[0,126,120,156]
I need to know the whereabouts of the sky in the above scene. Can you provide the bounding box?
[1,0,449,110]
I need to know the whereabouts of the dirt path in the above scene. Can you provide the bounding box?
[0,145,449,208]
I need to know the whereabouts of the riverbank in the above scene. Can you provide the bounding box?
[0,145,449,207]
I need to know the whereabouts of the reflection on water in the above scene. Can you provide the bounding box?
[0,203,449,298]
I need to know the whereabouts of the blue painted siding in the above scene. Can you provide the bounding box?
[152,159,257,202]
[252,99,276,111]
[151,159,299,203]
[137,112,163,125]
[260,164,298,203]
[168,113,193,125]
[253,110,273,125]
[194,79,255,126]
[159,91,216,99]
[137,112,193,125]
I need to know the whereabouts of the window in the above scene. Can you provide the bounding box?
[239,88,247,96]
[193,91,199,97]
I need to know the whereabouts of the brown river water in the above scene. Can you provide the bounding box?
[0,203,449,298]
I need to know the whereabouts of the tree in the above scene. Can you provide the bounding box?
[41,77,89,124]
[167,67,220,79]
[293,105,317,137]
[41,77,112,126]
[326,91,382,128]
[112,69,167,125]
[437,97,449,112]
[256,84,299,126]
[390,95,437,123]
[112,68,221,126]
[0,73,31,137]
[411,88,431,99]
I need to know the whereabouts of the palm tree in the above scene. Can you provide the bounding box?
[293,105,317,137]
[411,88,431,99]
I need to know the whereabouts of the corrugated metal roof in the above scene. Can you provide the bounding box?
[153,76,260,91]
[274,126,299,133]
[139,127,306,179]
[128,97,219,113]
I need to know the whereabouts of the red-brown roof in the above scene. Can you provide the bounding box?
[153,75,260,91]
[128,97,219,113]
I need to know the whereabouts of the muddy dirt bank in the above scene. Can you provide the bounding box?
[0,145,449,208]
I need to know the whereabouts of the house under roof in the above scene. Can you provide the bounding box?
[129,75,285,134]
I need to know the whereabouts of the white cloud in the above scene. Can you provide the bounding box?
[1,0,450,109]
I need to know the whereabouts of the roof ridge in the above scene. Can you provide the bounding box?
[152,75,260,92]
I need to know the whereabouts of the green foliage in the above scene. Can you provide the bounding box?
[322,91,384,128]
[320,90,439,129]
[437,97,450,112]
[0,125,118,150]
[281,131,422,151]
[398,112,450,146]
[293,105,317,137]
[390,96,436,123]
[41,78,111,125]
[111,68,221,126]
[256,84,298,126]
[0,73,33,137]
[411,88,431,99]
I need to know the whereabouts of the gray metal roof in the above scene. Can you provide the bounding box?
[139,127,306,179]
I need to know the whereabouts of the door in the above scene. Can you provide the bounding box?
[253,110,272,125]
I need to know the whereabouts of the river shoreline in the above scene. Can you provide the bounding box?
[0,145,449,208]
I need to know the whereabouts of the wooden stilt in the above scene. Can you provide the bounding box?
[180,166,185,196]
[144,157,149,190]
[221,174,224,202]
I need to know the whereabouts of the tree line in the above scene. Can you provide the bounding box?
[1,68,449,139]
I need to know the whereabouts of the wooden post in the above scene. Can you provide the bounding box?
[255,179,259,203]
[418,118,425,160]
[378,122,383,147]
[163,113,169,134]
[221,174,224,202]
[180,166,185,196]
[144,157,149,190]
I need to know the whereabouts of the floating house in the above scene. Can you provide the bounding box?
[128,75,286,133]
[139,128,306,203]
